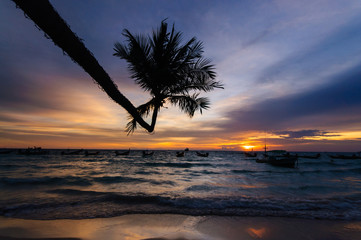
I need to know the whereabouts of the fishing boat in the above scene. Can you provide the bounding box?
[84,150,100,156]
[267,155,298,168]
[299,153,320,159]
[176,151,184,157]
[328,154,361,160]
[115,149,130,156]
[61,149,83,155]
[244,152,257,157]
[196,151,209,157]
[142,150,154,157]
[18,147,48,155]
[0,149,13,154]
[268,150,287,155]
[256,145,298,168]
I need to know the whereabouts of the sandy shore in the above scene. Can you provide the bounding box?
[1,214,361,240]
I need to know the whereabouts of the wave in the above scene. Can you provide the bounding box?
[143,162,213,168]
[232,167,361,175]
[186,184,224,192]
[0,176,92,186]
[231,169,299,174]
[1,189,360,220]
[93,176,146,184]
[1,152,361,221]
[93,176,175,185]
[350,168,361,173]
[0,164,22,170]
[0,175,176,187]
[134,170,160,175]
[306,168,361,174]
[232,169,255,174]
[0,164,46,170]
[192,170,221,175]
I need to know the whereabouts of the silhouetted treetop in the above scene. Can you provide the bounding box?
[114,20,223,134]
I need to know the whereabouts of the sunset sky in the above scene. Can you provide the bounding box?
[1,0,361,151]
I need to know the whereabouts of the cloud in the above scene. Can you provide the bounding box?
[262,136,361,152]
[256,14,361,86]
[273,129,339,139]
[220,144,242,151]
[219,64,361,132]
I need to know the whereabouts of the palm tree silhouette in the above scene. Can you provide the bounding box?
[12,0,222,134]
[114,21,223,134]
[12,0,153,132]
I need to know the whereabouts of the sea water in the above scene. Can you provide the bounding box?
[0,150,360,220]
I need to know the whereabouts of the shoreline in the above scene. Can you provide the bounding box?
[1,214,361,240]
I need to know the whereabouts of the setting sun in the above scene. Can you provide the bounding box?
[243,145,255,150]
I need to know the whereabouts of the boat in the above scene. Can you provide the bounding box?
[299,153,320,159]
[142,150,154,157]
[115,149,130,156]
[18,147,48,155]
[176,151,184,157]
[268,150,287,155]
[267,155,298,168]
[196,151,209,157]
[256,155,269,163]
[244,152,257,157]
[328,154,361,160]
[0,149,13,154]
[84,150,100,156]
[61,149,83,155]
[256,145,298,168]
[257,153,298,168]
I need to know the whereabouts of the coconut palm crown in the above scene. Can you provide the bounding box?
[114,20,223,134]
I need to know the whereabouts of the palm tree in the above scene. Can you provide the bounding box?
[12,1,222,134]
[12,0,152,132]
[114,20,223,134]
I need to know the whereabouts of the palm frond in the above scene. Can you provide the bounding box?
[113,42,129,59]
[168,94,210,117]
[114,20,223,133]
[168,71,222,95]
[125,98,160,135]
[125,116,138,135]
[165,24,182,59]
[150,20,169,63]
[172,37,199,69]
[114,30,154,92]
[191,58,216,79]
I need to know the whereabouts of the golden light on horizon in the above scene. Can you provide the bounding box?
[242,145,255,150]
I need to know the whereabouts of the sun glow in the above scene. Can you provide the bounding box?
[243,145,255,150]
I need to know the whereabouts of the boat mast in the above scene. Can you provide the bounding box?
[264,132,268,154]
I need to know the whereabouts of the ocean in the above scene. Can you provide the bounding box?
[0,150,360,220]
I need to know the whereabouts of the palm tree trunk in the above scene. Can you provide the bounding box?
[150,106,159,132]
[12,0,154,132]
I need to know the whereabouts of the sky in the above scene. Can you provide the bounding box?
[1,0,361,151]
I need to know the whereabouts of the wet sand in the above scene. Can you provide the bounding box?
[0,214,360,240]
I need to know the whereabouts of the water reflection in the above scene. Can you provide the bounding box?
[247,227,267,238]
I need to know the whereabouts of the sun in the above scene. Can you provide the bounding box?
[243,145,255,150]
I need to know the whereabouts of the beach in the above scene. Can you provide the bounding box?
[1,214,361,240]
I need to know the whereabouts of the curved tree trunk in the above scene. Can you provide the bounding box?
[12,0,155,133]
